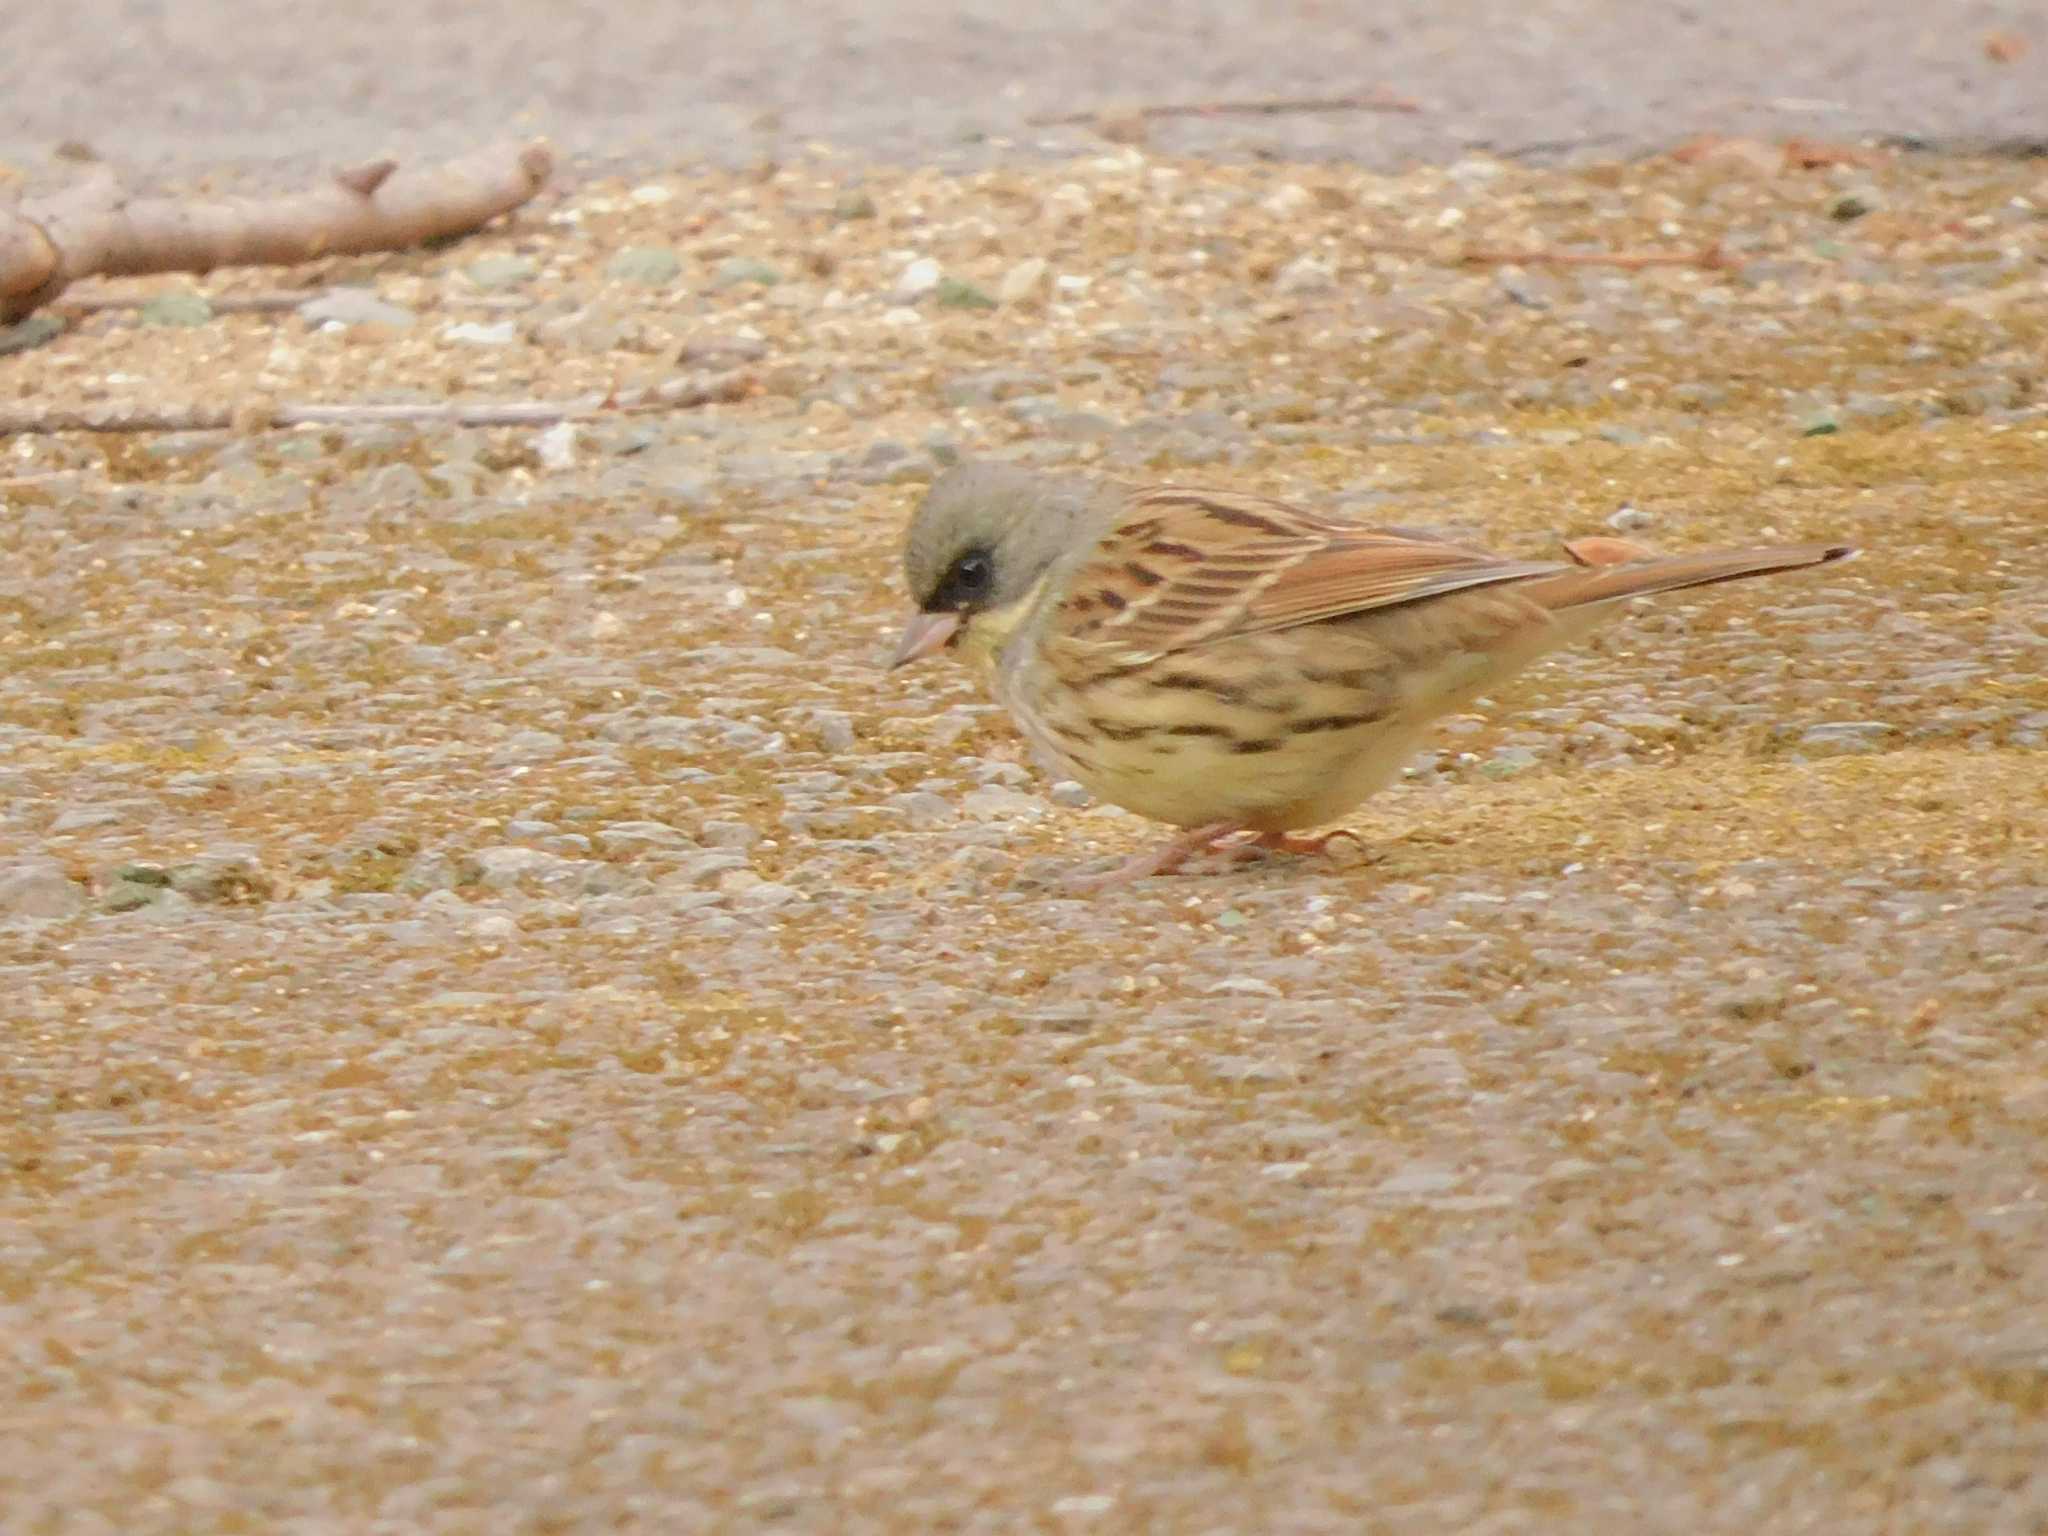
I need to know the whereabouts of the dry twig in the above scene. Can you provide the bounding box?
[1,139,553,323]
[52,290,312,316]
[1668,134,1890,173]
[1028,92,1421,127]
[1030,92,1420,142]
[0,371,755,437]
[1359,239,1733,272]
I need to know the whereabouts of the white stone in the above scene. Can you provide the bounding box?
[1274,254,1336,294]
[1261,182,1313,217]
[535,420,581,470]
[892,257,942,303]
[441,320,518,346]
[998,257,1048,304]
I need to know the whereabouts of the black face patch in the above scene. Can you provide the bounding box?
[927,546,995,612]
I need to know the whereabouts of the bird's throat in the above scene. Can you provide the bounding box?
[957,578,1055,672]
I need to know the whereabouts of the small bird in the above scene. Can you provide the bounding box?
[891,463,1856,886]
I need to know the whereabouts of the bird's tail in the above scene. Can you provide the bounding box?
[1522,536,1858,612]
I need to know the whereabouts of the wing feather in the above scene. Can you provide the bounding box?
[1058,487,1567,657]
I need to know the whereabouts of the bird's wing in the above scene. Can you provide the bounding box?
[1055,486,1565,657]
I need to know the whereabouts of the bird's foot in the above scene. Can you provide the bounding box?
[1237,828,1365,858]
[1063,823,1364,891]
[1063,821,1245,891]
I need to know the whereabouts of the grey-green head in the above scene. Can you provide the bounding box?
[891,463,1102,667]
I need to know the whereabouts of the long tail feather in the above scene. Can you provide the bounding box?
[1522,543,1858,611]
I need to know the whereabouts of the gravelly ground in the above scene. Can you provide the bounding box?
[3,146,2047,1531]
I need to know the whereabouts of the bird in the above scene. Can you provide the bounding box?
[890,462,1857,887]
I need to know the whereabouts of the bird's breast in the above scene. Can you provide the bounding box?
[999,629,1425,830]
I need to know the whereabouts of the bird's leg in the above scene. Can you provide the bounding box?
[1065,820,1245,891]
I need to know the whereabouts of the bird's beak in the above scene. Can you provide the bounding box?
[889,610,961,669]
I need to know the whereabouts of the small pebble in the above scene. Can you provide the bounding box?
[535,421,582,470]
[472,847,564,889]
[892,257,943,303]
[1273,255,1336,294]
[1799,721,1896,755]
[700,820,761,850]
[606,246,681,285]
[140,293,214,327]
[998,257,1048,304]
[936,278,996,310]
[0,860,85,920]
[665,852,753,888]
[1260,183,1313,217]
[714,258,782,289]
[1208,976,1281,997]
[466,255,538,290]
[442,320,518,347]
[300,289,416,330]
[0,315,65,354]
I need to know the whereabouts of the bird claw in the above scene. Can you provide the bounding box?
[1062,820,1243,891]
[1063,823,1364,891]
[1236,828,1365,858]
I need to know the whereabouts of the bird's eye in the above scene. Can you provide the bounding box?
[933,547,994,610]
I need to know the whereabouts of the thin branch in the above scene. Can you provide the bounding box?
[50,286,537,319]
[1779,137,1892,171]
[1358,239,1734,272]
[1668,134,1891,173]
[0,370,755,437]
[53,290,313,315]
[1028,92,1421,128]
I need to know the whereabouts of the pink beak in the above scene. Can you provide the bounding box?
[889,610,961,669]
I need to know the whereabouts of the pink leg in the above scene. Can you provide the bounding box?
[1064,820,1245,891]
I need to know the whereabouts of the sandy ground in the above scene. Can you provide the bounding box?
[3,13,2048,1536]
[2,0,2045,178]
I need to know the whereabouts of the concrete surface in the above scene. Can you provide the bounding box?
[3,0,2044,179]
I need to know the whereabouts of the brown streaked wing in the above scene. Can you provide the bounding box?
[1058,486,1566,656]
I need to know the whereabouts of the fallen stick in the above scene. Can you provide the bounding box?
[1668,134,1891,173]
[0,471,88,487]
[1028,91,1421,128]
[53,290,313,316]
[0,370,754,437]
[1779,136,1892,171]
[1359,239,1733,272]
[0,139,553,323]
